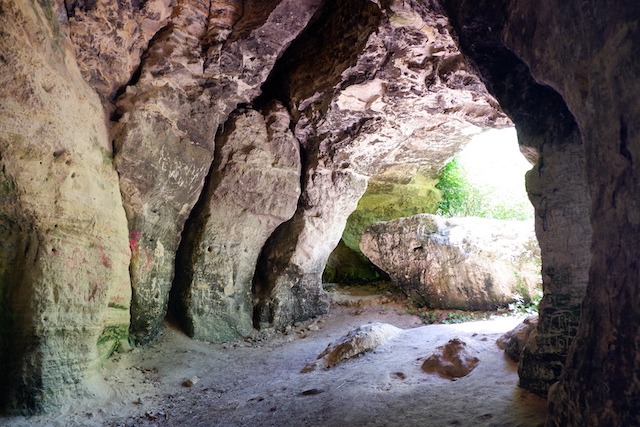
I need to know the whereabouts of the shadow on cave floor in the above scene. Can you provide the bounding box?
[3,293,547,427]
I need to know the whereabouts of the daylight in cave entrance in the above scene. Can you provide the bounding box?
[1,0,639,426]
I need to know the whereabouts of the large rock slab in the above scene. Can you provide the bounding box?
[302,323,403,372]
[174,104,301,342]
[0,1,131,414]
[360,214,541,310]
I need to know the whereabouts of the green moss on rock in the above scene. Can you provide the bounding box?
[343,172,441,254]
[96,324,129,359]
[326,171,441,283]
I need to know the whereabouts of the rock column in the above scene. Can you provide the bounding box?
[0,1,131,413]
[174,104,301,342]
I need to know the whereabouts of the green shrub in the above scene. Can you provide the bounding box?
[436,156,533,221]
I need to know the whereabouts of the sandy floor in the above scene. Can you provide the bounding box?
[2,291,547,427]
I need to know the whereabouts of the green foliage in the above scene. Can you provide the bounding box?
[508,287,543,315]
[400,308,490,324]
[436,156,533,221]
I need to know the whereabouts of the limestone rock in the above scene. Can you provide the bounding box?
[421,338,479,380]
[497,315,538,362]
[301,323,403,372]
[0,1,131,413]
[360,214,541,310]
[174,104,301,342]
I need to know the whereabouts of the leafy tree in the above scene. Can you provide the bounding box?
[436,156,533,221]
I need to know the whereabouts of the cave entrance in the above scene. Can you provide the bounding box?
[325,126,542,321]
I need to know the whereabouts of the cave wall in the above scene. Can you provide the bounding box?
[435,0,592,397]
[0,0,505,413]
[4,0,637,422]
[252,0,508,329]
[0,0,131,413]
[441,0,640,424]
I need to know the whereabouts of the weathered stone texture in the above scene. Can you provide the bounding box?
[174,104,301,342]
[441,0,639,424]
[438,0,593,399]
[518,131,591,395]
[0,0,131,414]
[360,214,540,310]
[65,0,174,102]
[421,338,480,380]
[302,323,403,372]
[111,0,322,344]
[254,0,508,329]
[497,315,538,362]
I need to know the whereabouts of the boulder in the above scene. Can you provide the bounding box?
[497,315,538,362]
[421,338,480,380]
[360,214,541,310]
[302,323,403,372]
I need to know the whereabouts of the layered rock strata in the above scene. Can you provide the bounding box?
[360,214,540,310]
[0,1,131,414]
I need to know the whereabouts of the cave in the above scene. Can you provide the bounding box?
[0,0,638,425]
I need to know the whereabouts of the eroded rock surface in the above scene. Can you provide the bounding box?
[497,315,538,362]
[421,338,479,380]
[361,214,540,310]
[0,1,131,414]
[441,0,637,423]
[174,104,301,342]
[110,0,322,344]
[253,0,507,330]
[3,0,634,421]
[301,322,403,372]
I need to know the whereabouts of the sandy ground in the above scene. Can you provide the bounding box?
[1,290,547,427]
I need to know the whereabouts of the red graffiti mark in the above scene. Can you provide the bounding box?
[84,280,104,302]
[128,231,151,278]
[98,243,113,269]
[52,245,90,271]
[129,231,141,253]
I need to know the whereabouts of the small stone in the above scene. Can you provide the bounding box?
[182,376,200,387]
[299,388,324,396]
[421,338,480,380]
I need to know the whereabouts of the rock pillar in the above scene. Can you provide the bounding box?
[0,1,131,413]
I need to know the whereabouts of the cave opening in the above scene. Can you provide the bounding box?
[1,0,639,425]
[325,126,542,317]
